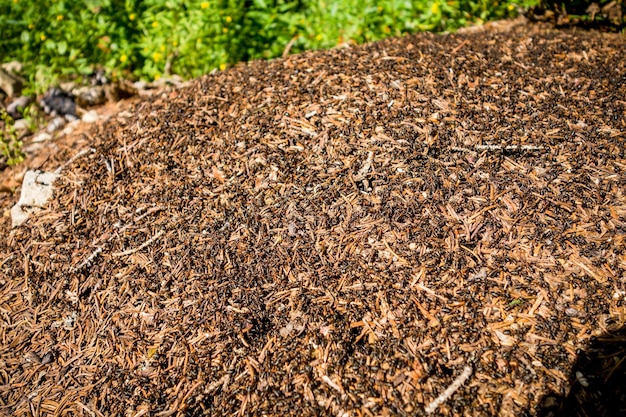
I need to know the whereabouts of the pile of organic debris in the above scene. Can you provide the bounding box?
[1,19,625,417]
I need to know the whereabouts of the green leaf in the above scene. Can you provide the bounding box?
[57,40,68,55]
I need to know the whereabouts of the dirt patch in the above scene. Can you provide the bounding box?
[1,20,625,417]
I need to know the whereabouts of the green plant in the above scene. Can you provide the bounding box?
[135,0,235,79]
[1,0,536,93]
[0,110,24,166]
[20,103,46,133]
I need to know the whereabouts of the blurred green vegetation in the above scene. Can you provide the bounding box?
[1,0,538,93]
[0,109,23,166]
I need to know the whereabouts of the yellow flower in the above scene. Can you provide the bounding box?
[383,25,390,33]
[160,45,166,52]
[201,2,209,9]
[152,21,158,28]
[129,13,136,21]
[57,15,64,21]
[507,4,515,11]
[13,0,17,3]
[219,63,227,71]
[377,6,383,12]
[173,40,178,47]
[152,52,162,62]
[28,23,34,29]
[315,34,322,41]
[430,1,440,14]
[120,54,128,63]
[40,34,46,41]
[225,16,232,23]
[222,27,228,33]
[154,73,161,80]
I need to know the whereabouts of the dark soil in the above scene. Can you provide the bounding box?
[1,20,625,417]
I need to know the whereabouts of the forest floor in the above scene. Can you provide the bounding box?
[1,18,625,417]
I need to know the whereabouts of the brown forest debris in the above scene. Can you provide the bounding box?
[1,21,626,417]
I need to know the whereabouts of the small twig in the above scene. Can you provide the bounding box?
[76,402,105,417]
[0,254,15,268]
[104,158,115,176]
[206,95,228,102]
[475,144,544,151]
[415,282,448,302]
[355,151,374,180]
[179,380,204,410]
[450,144,544,153]
[112,230,164,257]
[321,375,345,398]
[282,35,299,58]
[425,365,473,414]
[54,147,96,175]
[73,247,102,272]
[451,39,469,54]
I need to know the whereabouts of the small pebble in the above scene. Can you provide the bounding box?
[62,120,79,136]
[7,95,32,118]
[47,117,66,133]
[82,110,99,123]
[32,132,52,143]
[13,118,30,131]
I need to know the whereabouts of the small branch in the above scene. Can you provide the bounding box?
[414,282,448,302]
[176,380,204,412]
[451,39,469,54]
[54,147,96,175]
[112,230,164,257]
[282,36,299,58]
[321,375,345,399]
[73,247,102,272]
[425,365,473,414]
[451,144,544,153]
[475,144,544,151]
[0,254,15,268]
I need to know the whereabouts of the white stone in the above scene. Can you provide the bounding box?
[13,118,30,131]
[62,120,79,136]
[47,117,66,133]
[11,170,59,227]
[32,132,52,143]
[82,110,99,123]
